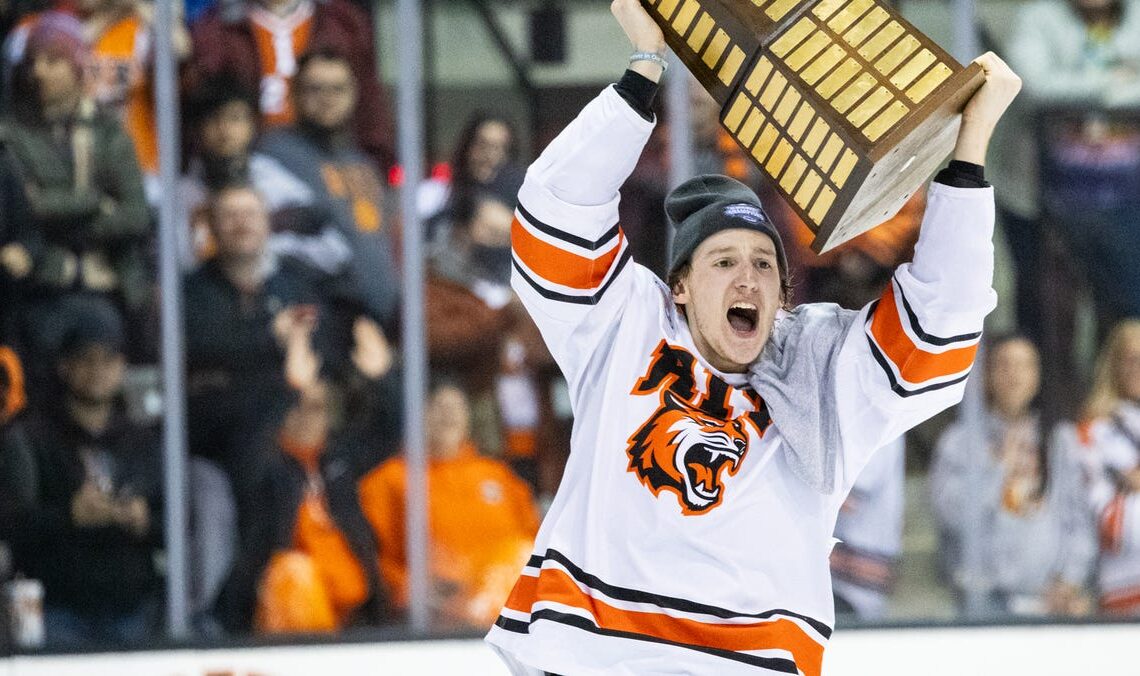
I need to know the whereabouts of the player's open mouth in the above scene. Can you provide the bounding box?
[726,302,758,336]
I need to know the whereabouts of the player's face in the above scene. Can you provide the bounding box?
[673,229,782,373]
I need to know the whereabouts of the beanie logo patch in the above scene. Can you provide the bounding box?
[723,203,764,224]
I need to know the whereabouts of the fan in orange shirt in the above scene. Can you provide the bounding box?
[359,380,541,629]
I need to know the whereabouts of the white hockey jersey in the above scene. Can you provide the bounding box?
[486,84,996,676]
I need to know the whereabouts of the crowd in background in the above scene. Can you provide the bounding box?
[1,0,1140,652]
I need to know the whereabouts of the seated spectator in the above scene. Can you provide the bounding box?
[360,380,540,630]
[418,112,522,223]
[1063,319,1140,615]
[187,0,393,170]
[11,303,163,647]
[3,0,191,199]
[0,12,150,376]
[220,286,400,634]
[831,436,905,622]
[257,49,399,331]
[183,182,323,544]
[931,335,1095,618]
[178,74,320,268]
[249,355,394,633]
[426,188,551,477]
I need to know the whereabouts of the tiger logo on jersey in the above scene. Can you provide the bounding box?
[626,389,750,515]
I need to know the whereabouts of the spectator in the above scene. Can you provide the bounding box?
[1063,319,1140,615]
[418,112,522,222]
[178,74,319,268]
[0,12,150,378]
[997,0,1140,416]
[187,0,393,171]
[257,49,400,331]
[3,0,191,198]
[247,336,395,633]
[359,380,540,629]
[11,302,163,647]
[211,271,400,634]
[831,436,905,622]
[183,182,323,546]
[425,188,551,476]
[931,335,1095,618]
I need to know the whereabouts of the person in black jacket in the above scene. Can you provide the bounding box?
[183,182,324,545]
[13,302,163,647]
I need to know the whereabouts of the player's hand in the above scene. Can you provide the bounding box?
[953,52,1021,165]
[611,0,664,53]
[611,0,666,82]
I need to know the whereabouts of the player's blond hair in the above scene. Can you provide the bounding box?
[1082,319,1140,421]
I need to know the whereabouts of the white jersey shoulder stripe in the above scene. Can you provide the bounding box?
[516,202,621,255]
[511,244,631,305]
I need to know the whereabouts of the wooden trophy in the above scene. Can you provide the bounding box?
[644,0,985,252]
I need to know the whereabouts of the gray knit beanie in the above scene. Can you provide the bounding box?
[666,175,787,285]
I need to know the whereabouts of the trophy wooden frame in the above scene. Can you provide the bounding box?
[644,0,985,252]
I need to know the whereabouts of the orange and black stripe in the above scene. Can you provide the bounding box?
[496,549,830,675]
[511,203,631,305]
[864,276,980,397]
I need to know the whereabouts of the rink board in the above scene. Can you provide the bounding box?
[0,623,1135,675]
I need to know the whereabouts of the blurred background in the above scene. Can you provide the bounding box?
[1,0,1140,669]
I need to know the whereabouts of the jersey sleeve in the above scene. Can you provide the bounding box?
[510,84,656,387]
[833,182,997,491]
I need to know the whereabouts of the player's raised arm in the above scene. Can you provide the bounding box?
[509,0,669,381]
[830,54,1020,489]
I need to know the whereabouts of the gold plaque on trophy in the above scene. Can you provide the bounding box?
[645,0,984,252]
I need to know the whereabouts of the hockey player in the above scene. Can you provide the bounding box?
[486,1,1021,673]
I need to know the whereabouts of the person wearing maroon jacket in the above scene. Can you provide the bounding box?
[186,0,394,172]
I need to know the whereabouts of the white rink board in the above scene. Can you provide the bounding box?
[2,624,1137,675]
